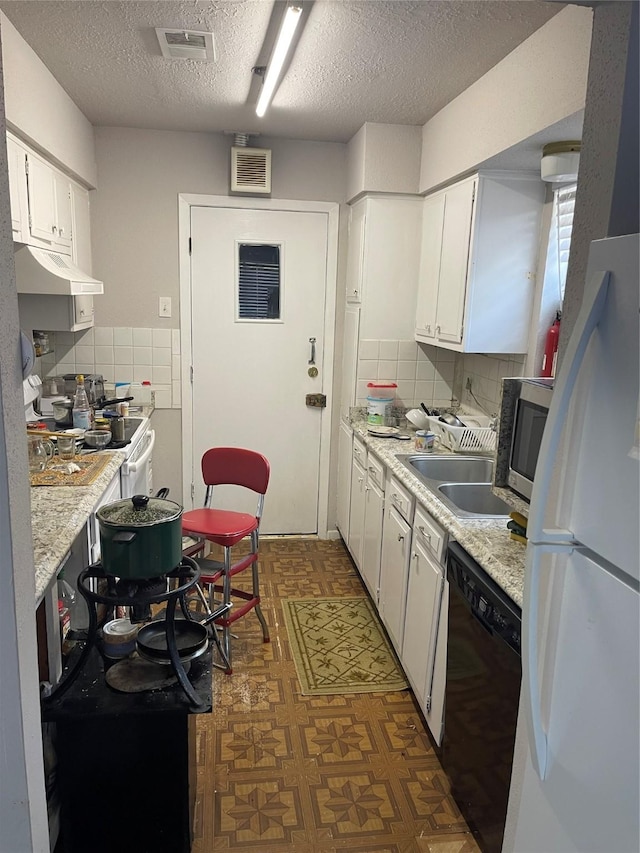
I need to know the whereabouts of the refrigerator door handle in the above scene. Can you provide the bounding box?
[528,270,610,545]
[523,541,573,780]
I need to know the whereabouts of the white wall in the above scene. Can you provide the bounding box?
[0,11,96,186]
[92,127,348,501]
[346,122,422,202]
[419,5,592,193]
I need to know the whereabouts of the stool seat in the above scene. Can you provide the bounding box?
[182,508,258,548]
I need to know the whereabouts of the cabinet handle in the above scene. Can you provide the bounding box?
[59,226,64,236]
[426,324,432,334]
[418,525,432,543]
[436,325,441,335]
[358,476,364,484]
[51,224,57,234]
[397,533,404,542]
[353,289,358,297]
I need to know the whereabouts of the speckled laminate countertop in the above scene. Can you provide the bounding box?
[351,419,526,608]
[31,453,124,606]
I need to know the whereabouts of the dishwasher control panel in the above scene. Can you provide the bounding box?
[447,541,521,656]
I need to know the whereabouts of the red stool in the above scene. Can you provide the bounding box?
[182,447,270,674]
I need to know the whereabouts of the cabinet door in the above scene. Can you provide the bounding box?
[70,182,92,272]
[348,456,366,569]
[436,178,476,345]
[361,478,384,601]
[379,505,411,652]
[402,537,446,742]
[340,306,360,421]
[336,422,353,541]
[26,152,57,244]
[426,579,448,747]
[7,135,27,238]
[53,171,73,252]
[415,192,444,341]
[345,202,366,303]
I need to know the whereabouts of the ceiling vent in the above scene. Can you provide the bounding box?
[231,138,272,195]
[155,29,216,62]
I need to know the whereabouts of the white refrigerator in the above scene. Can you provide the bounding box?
[504,233,640,853]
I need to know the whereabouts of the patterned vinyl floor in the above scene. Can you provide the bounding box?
[191,538,481,853]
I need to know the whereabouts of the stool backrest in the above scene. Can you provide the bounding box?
[201,447,270,495]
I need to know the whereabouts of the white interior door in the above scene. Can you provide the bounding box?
[190,204,329,535]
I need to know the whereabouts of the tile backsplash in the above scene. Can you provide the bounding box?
[455,353,527,416]
[355,339,528,417]
[356,340,456,409]
[38,326,181,409]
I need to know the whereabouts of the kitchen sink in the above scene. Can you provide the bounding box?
[437,483,512,518]
[401,454,494,483]
[396,453,510,519]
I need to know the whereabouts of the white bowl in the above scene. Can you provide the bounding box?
[405,408,430,430]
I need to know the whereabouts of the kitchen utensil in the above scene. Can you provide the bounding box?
[83,429,112,449]
[97,493,183,579]
[405,408,430,430]
[56,435,76,460]
[27,428,79,438]
[51,398,74,427]
[109,417,125,442]
[420,402,431,416]
[28,435,55,472]
[136,619,209,665]
[439,413,467,428]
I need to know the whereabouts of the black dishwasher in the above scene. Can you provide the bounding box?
[442,542,521,853]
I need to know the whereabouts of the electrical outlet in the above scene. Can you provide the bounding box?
[465,377,473,391]
[159,297,172,318]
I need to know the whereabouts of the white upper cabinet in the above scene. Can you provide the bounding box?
[345,201,366,303]
[7,135,28,240]
[415,172,544,353]
[26,150,73,254]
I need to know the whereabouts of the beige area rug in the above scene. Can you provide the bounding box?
[282,596,408,695]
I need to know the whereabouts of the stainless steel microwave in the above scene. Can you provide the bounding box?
[507,378,554,501]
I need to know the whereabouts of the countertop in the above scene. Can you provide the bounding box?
[351,418,526,608]
[31,452,124,605]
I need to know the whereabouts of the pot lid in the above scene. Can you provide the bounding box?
[97,494,182,526]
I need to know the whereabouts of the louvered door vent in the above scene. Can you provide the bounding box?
[231,147,272,195]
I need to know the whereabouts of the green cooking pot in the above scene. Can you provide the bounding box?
[97,493,183,579]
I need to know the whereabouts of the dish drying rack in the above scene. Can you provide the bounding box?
[427,415,497,454]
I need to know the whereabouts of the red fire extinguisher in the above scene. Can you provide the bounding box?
[541,311,561,378]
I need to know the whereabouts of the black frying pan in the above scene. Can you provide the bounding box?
[136,620,208,663]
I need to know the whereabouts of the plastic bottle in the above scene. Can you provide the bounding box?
[72,374,92,430]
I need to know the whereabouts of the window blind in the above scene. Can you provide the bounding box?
[554,184,577,298]
[238,244,281,320]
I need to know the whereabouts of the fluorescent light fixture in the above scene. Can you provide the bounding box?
[256,5,303,118]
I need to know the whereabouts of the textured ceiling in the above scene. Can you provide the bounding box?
[0,0,562,143]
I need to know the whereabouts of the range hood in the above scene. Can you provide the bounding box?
[14,245,103,295]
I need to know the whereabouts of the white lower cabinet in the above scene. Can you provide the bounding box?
[336,422,353,541]
[348,447,367,570]
[402,504,448,744]
[361,478,384,600]
[379,505,412,654]
[402,537,447,744]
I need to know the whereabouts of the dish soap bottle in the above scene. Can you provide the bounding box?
[72,374,92,430]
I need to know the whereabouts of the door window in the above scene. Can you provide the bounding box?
[237,243,281,321]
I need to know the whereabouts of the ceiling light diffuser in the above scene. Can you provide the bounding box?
[256,5,303,118]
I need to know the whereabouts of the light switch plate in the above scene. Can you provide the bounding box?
[159,297,172,318]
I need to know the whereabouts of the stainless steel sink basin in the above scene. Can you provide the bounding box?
[437,483,512,518]
[395,453,510,519]
[401,455,494,484]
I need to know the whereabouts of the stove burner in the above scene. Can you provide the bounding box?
[114,576,168,622]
